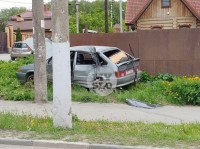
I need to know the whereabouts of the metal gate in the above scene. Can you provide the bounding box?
[0,32,7,53]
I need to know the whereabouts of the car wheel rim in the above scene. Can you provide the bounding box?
[92,78,113,96]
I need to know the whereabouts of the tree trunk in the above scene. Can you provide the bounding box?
[52,0,72,128]
[32,0,47,103]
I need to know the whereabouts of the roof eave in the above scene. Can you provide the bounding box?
[129,0,153,25]
[182,0,200,20]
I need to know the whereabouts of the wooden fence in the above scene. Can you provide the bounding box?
[70,29,200,75]
[0,32,7,53]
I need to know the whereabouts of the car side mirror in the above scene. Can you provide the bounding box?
[47,57,52,64]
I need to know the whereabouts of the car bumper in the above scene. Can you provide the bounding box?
[11,52,32,58]
[116,70,142,87]
[16,71,27,83]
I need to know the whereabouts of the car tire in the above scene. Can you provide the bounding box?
[26,74,34,83]
[92,77,113,96]
[11,57,15,61]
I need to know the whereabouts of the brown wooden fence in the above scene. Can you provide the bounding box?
[0,32,7,53]
[70,29,200,75]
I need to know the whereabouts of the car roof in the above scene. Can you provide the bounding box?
[14,42,27,44]
[70,46,119,53]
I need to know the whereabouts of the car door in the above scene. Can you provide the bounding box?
[73,51,96,88]
[46,52,75,82]
[46,57,53,81]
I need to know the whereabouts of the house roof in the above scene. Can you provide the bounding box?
[7,20,52,31]
[125,0,200,25]
[10,6,51,20]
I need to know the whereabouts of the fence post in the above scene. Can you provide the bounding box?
[5,26,10,49]
[9,25,14,47]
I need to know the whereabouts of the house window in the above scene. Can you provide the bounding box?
[151,25,163,30]
[179,24,191,29]
[162,0,171,8]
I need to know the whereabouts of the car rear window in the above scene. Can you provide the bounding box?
[14,43,27,48]
[103,49,129,64]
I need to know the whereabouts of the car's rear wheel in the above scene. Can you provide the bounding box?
[92,77,113,96]
[26,74,34,83]
[11,57,15,61]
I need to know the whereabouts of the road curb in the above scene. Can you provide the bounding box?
[0,138,33,146]
[0,138,172,149]
[33,140,89,149]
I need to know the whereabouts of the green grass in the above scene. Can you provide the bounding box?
[0,112,200,148]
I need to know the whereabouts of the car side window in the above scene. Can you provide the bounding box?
[76,52,95,65]
[98,54,107,65]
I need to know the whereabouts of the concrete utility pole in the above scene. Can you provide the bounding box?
[119,0,123,32]
[105,0,109,33]
[32,0,47,103]
[76,0,79,33]
[51,0,72,128]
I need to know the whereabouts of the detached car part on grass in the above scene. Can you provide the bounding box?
[16,46,142,96]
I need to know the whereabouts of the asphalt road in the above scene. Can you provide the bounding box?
[0,144,59,149]
[0,54,10,61]
[0,99,200,124]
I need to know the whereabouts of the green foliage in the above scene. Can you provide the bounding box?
[0,56,34,101]
[1,112,200,147]
[16,27,22,42]
[114,73,200,106]
[72,85,109,102]
[164,77,200,105]
[0,20,6,32]
[140,71,177,83]
[113,82,165,105]
[0,7,27,32]
[48,0,126,33]
[155,73,177,82]
[140,71,153,82]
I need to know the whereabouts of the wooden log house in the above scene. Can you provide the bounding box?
[125,0,200,30]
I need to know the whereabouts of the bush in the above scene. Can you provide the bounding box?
[165,76,200,105]
[16,27,22,42]
[140,71,153,82]
[0,56,34,100]
[155,73,177,82]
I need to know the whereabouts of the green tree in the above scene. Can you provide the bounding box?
[0,20,6,32]
[44,0,127,33]
[0,7,27,32]
[16,27,22,42]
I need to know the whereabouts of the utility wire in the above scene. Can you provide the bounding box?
[0,0,31,4]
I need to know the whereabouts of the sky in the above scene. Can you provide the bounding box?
[0,0,124,11]
[0,0,50,10]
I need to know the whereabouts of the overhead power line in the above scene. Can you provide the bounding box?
[0,0,31,4]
